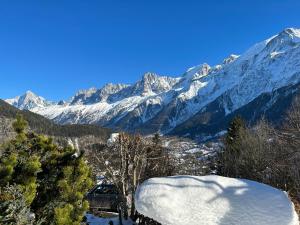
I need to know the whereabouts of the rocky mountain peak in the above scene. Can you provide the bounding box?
[6,90,52,110]
[5,28,300,138]
[264,28,300,54]
[132,72,179,96]
[280,28,300,38]
[70,88,97,105]
[222,54,240,65]
[183,63,211,82]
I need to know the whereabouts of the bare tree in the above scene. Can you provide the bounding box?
[278,95,300,212]
[90,132,174,222]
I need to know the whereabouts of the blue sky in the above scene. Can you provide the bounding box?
[1,0,300,101]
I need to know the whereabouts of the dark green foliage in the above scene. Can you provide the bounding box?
[218,116,246,177]
[0,115,41,206]
[225,116,246,147]
[12,114,28,134]
[152,133,161,146]
[0,116,94,225]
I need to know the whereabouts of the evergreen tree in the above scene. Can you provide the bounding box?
[225,115,246,147]
[0,185,34,225]
[0,114,41,205]
[144,133,173,180]
[152,133,161,147]
[12,114,28,135]
[54,152,92,224]
[0,116,93,225]
[218,116,246,177]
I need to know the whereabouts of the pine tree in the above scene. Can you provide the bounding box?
[54,152,92,224]
[218,116,246,177]
[0,114,41,205]
[0,184,34,225]
[0,116,93,225]
[12,114,28,136]
[144,133,173,181]
[225,115,246,147]
[152,133,161,147]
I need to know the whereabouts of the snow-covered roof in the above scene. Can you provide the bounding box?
[135,175,299,225]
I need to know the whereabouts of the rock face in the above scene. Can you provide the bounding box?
[6,28,300,137]
[135,175,299,225]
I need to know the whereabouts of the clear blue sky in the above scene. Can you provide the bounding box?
[1,0,300,101]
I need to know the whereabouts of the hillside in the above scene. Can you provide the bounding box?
[0,99,111,142]
[170,82,300,139]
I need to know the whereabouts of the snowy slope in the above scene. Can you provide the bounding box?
[6,90,53,110]
[29,73,180,126]
[135,175,299,225]
[5,28,300,135]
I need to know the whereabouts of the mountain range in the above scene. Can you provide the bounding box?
[5,28,300,140]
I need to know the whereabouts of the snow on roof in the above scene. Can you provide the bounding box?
[135,175,299,225]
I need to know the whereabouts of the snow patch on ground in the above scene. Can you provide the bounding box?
[86,214,133,225]
[135,175,299,225]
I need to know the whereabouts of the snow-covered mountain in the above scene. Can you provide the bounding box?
[5,28,300,138]
[6,90,53,110]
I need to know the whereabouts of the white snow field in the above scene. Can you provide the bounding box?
[135,175,299,225]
